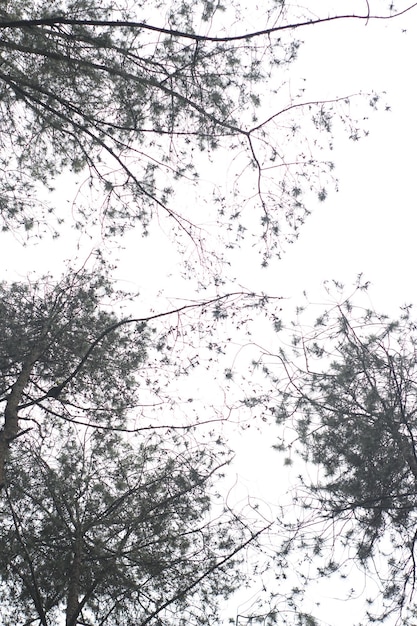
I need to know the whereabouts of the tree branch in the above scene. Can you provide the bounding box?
[1,6,416,41]
[18,291,258,408]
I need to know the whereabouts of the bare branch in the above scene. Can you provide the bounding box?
[1,6,416,41]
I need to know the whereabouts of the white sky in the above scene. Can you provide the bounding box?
[2,3,417,625]
[278,9,417,315]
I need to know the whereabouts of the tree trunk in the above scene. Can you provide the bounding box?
[0,347,40,489]
[66,531,82,626]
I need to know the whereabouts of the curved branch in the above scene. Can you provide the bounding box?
[18,292,257,408]
[1,6,416,41]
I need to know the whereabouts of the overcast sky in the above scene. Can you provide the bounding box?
[278,7,417,315]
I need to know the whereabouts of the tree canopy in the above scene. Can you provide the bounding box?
[1,425,254,626]
[0,268,275,625]
[269,282,417,623]
[0,0,406,264]
[1,1,417,625]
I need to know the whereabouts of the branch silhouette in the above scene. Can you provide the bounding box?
[18,291,258,408]
[1,5,416,40]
